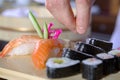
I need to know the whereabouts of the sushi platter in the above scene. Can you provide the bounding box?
[0,55,120,80]
[0,11,120,80]
[0,37,120,80]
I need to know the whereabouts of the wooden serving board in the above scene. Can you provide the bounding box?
[0,55,120,80]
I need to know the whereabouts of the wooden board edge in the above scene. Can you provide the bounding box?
[0,67,47,80]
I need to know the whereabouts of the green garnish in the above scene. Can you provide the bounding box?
[43,22,48,39]
[28,11,62,39]
[28,11,43,38]
[53,59,63,64]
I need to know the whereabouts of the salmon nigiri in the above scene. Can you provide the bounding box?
[0,11,64,70]
[32,39,64,69]
[28,11,64,69]
[0,35,41,57]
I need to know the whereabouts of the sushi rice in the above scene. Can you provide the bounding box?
[108,49,120,71]
[46,57,80,68]
[46,57,80,78]
[96,53,116,75]
[96,53,114,59]
[82,58,103,80]
[8,43,35,56]
[108,50,120,55]
[82,58,102,66]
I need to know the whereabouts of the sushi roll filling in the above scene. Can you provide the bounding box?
[108,50,120,57]
[46,57,80,68]
[53,59,63,64]
[46,57,80,78]
[96,53,114,59]
[82,58,103,80]
[82,58,102,65]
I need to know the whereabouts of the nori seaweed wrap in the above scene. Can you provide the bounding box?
[74,42,105,56]
[108,50,120,71]
[82,58,103,80]
[46,57,80,78]
[86,38,113,52]
[62,48,94,61]
[96,53,116,75]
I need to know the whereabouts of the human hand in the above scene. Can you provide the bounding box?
[46,0,94,34]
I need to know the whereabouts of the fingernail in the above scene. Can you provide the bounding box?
[77,27,86,34]
[79,27,85,30]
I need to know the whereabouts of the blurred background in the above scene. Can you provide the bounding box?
[0,0,119,49]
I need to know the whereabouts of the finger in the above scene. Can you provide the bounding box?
[75,0,91,34]
[46,0,76,33]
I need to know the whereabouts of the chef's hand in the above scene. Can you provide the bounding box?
[46,0,94,34]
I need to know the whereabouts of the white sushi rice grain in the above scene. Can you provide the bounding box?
[96,53,114,59]
[82,58,102,65]
[108,50,120,55]
[8,43,36,56]
[46,57,80,68]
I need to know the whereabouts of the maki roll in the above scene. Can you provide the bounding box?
[96,53,116,75]
[108,50,120,71]
[46,57,80,78]
[86,38,113,52]
[82,58,103,80]
[75,42,105,56]
[62,48,94,61]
